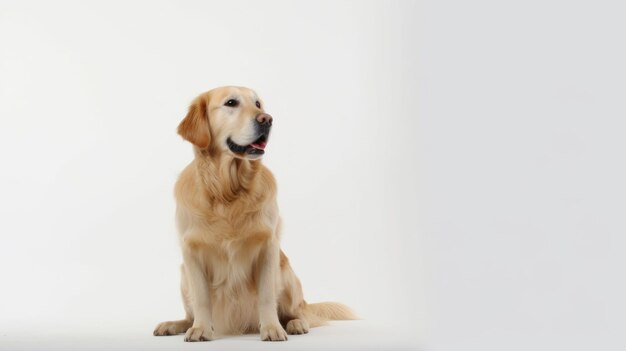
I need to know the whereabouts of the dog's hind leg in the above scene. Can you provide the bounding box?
[153,264,194,336]
[277,251,310,335]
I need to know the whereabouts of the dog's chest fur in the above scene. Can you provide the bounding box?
[176,161,280,291]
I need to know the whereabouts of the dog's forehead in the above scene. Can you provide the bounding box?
[215,86,259,101]
[238,87,259,101]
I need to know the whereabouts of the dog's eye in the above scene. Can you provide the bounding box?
[255,101,261,109]
[224,99,239,107]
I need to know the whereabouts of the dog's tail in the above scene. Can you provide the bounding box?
[304,302,357,327]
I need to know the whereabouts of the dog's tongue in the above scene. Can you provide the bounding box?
[250,140,267,150]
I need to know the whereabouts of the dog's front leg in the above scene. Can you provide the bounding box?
[181,242,215,342]
[257,240,288,341]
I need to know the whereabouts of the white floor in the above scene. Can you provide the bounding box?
[0,321,420,351]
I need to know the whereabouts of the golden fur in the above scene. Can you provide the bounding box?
[153,86,355,342]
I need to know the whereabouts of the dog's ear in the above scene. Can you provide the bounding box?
[178,95,211,148]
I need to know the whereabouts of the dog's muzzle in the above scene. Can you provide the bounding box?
[227,113,273,156]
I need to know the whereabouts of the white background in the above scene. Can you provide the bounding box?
[0,1,623,351]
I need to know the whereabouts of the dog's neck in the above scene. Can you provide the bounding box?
[194,147,261,203]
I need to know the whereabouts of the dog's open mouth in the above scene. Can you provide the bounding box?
[227,135,268,156]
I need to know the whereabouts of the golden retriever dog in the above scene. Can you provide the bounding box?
[153,86,355,342]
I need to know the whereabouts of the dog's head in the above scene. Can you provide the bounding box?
[178,86,272,160]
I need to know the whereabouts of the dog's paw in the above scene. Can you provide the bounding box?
[153,320,192,336]
[184,325,215,342]
[260,323,288,341]
[286,319,309,335]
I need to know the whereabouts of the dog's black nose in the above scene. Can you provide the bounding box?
[256,113,273,126]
